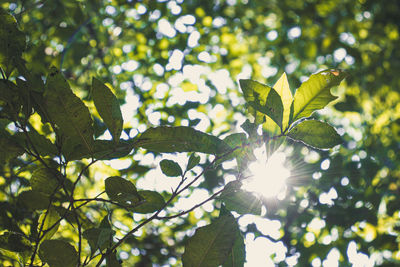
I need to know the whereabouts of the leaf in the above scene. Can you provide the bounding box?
[160,159,182,177]
[83,216,113,255]
[0,232,32,252]
[0,136,24,166]
[287,120,342,149]
[186,153,200,171]
[239,79,283,129]
[15,130,58,157]
[17,190,50,210]
[263,72,293,133]
[38,207,60,241]
[44,67,94,160]
[0,8,26,77]
[30,167,61,196]
[67,139,134,161]
[106,251,122,267]
[221,190,262,215]
[221,133,255,171]
[223,230,245,267]
[105,176,141,206]
[92,78,123,141]
[135,126,230,155]
[182,214,238,267]
[291,69,347,123]
[39,239,78,267]
[133,190,165,214]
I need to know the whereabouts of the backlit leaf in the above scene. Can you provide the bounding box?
[39,239,78,267]
[67,139,134,161]
[182,214,237,267]
[221,190,262,215]
[133,190,165,213]
[38,207,60,241]
[105,176,141,206]
[291,69,346,123]
[30,167,61,196]
[287,120,342,149]
[44,67,94,160]
[222,230,245,267]
[239,79,284,129]
[92,78,123,141]
[160,159,182,177]
[135,126,230,154]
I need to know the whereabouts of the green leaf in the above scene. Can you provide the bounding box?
[160,159,182,177]
[39,239,78,267]
[67,139,134,161]
[106,251,122,267]
[239,79,283,129]
[223,230,245,267]
[92,78,123,142]
[221,133,255,171]
[30,167,61,196]
[44,67,94,160]
[135,126,230,154]
[0,232,32,252]
[15,130,58,157]
[287,120,342,149]
[291,69,347,122]
[221,190,262,215]
[182,214,238,267]
[186,153,201,171]
[133,190,165,213]
[38,207,60,241]
[83,216,114,255]
[0,136,24,166]
[17,190,50,210]
[0,8,26,77]
[105,176,141,206]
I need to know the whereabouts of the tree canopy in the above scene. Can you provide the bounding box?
[1,0,400,266]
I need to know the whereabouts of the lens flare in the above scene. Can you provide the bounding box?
[244,149,290,198]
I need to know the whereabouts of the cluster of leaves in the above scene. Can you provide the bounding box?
[0,7,349,266]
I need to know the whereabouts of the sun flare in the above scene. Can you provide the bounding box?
[243,150,290,198]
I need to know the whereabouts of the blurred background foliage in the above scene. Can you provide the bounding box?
[1,0,400,266]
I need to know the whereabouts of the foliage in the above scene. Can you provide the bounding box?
[0,0,399,266]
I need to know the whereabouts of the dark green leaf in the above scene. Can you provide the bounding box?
[67,139,134,161]
[83,216,113,255]
[15,130,58,157]
[182,214,237,267]
[105,176,141,206]
[30,167,61,196]
[239,79,284,129]
[223,230,245,267]
[0,9,26,76]
[92,78,123,141]
[39,239,78,267]
[187,153,201,171]
[135,126,230,154]
[160,159,182,177]
[133,190,165,214]
[17,190,50,210]
[0,232,31,252]
[106,251,122,267]
[221,190,262,215]
[44,67,94,160]
[0,136,24,165]
[291,69,347,122]
[287,120,342,149]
